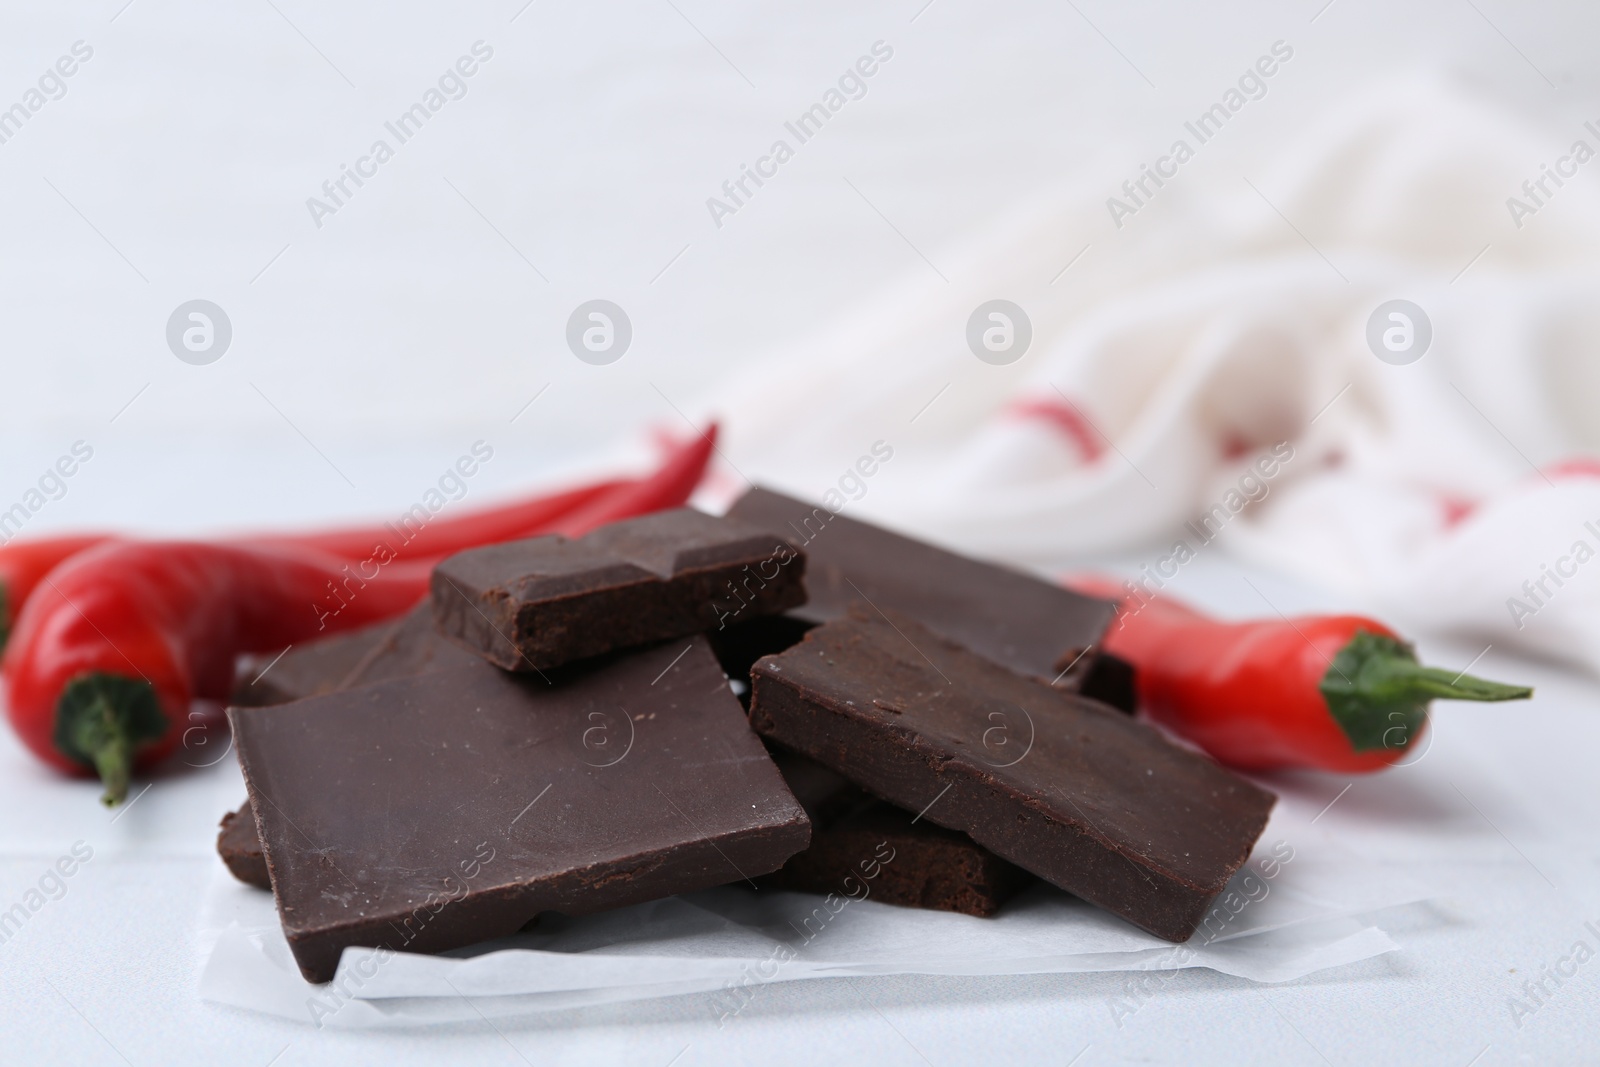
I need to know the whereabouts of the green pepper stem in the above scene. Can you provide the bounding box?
[89,724,132,807]
[65,688,134,807]
[1354,656,1533,705]
[54,673,168,807]
[1321,629,1532,754]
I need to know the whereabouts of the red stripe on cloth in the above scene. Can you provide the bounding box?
[1439,496,1476,528]
[1008,397,1106,464]
[1544,457,1600,481]
[1435,455,1600,530]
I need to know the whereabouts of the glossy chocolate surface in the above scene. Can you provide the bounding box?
[221,602,482,890]
[727,487,1114,682]
[749,610,1274,941]
[232,638,810,982]
[432,508,807,671]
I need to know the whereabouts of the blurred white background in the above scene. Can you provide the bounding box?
[3,0,1597,537]
[10,5,1600,1065]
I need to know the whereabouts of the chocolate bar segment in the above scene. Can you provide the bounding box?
[432,508,807,672]
[727,487,1113,682]
[217,806,270,889]
[769,801,1033,917]
[220,601,482,890]
[749,610,1274,942]
[231,638,810,983]
[763,748,1032,916]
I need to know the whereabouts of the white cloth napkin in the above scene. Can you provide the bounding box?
[705,74,1600,675]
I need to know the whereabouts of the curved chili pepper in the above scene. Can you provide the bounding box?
[3,542,433,804]
[1067,576,1533,773]
[0,482,623,659]
[552,424,718,537]
[0,535,111,653]
[248,478,626,561]
[0,423,720,658]
[2,425,719,804]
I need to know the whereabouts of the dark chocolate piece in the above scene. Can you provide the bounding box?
[749,609,1275,942]
[768,800,1033,917]
[432,508,807,672]
[230,614,402,707]
[220,601,484,890]
[1078,651,1138,715]
[763,748,1032,916]
[231,638,810,983]
[726,487,1115,683]
[217,805,271,890]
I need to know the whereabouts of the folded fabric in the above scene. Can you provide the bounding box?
[705,74,1600,675]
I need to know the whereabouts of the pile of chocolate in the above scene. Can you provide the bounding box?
[220,488,1274,984]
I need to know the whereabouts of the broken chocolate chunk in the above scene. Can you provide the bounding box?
[748,609,1274,942]
[231,637,811,983]
[726,487,1114,683]
[217,806,270,890]
[220,601,485,890]
[762,748,1032,916]
[768,800,1033,917]
[432,508,807,672]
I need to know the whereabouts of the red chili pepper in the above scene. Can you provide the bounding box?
[0,483,622,658]
[3,542,433,804]
[0,535,112,653]
[0,422,719,657]
[552,424,718,537]
[1067,576,1533,774]
[1,426,719,803]
[248,478,626,561]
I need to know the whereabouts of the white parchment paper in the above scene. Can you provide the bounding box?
[198,830,1425,1029]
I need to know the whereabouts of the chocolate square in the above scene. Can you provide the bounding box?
[749,610,1274,941]
[727,487,1114,683]
[231,637,810,982]
[432,508,807,671]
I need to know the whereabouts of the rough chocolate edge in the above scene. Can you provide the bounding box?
[282,819,811,983]
[217,804,271,890]
[430,569,529,670]
[763,811,1033,917]
[748,664,1266,942]
[433,546,807,672]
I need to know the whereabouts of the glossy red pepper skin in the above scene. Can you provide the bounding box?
[249,479,626,560]
[1,426,719,801]
[3,542,433,782]
[552,425,718,537]
[1069,577,1532,774]
[1110,593,1403,773]
[0,484,622,658]
[0,424,718,659]
[0,535,112,651]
